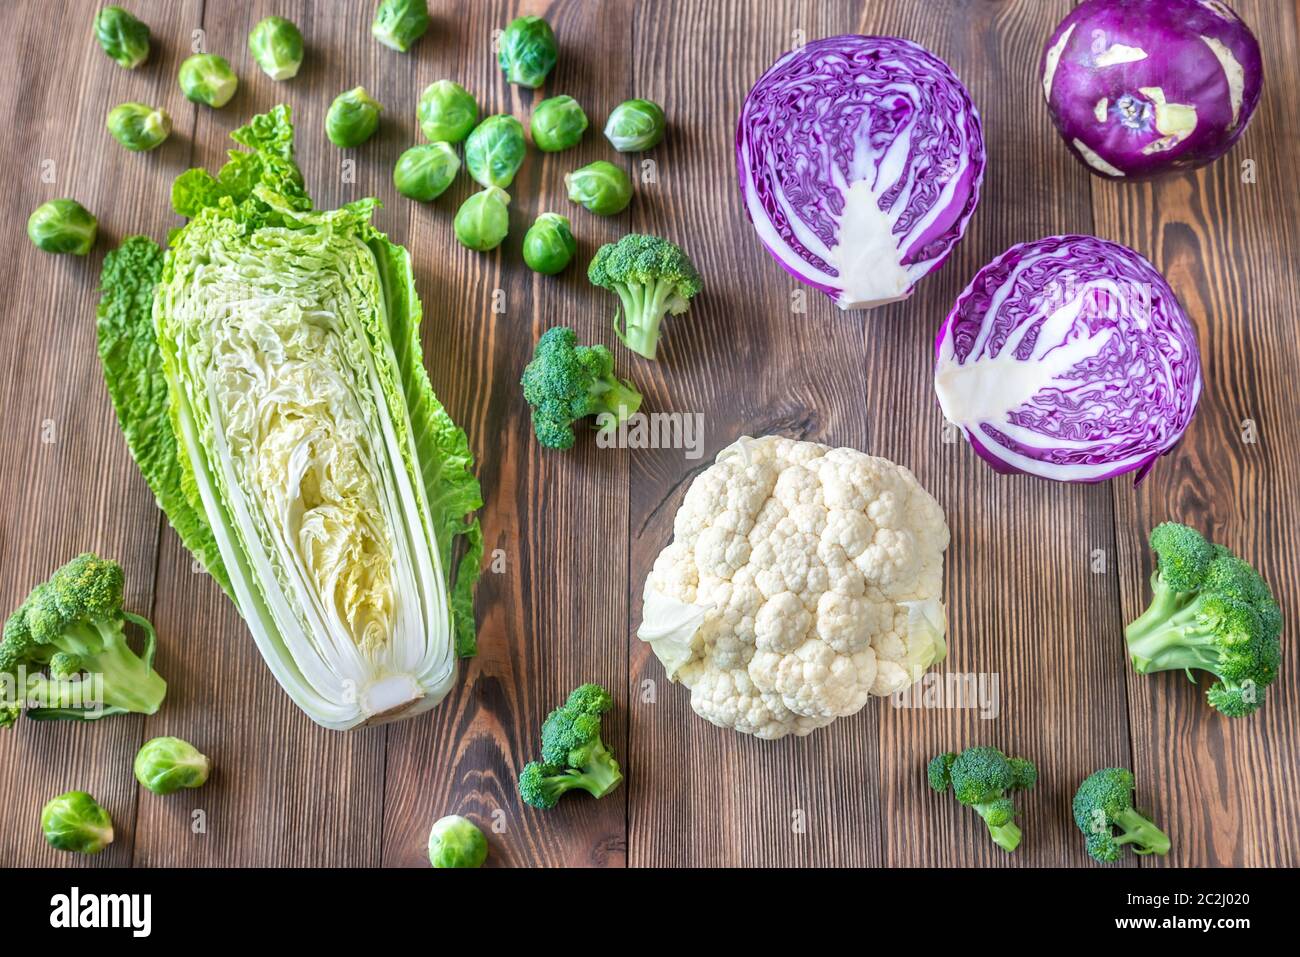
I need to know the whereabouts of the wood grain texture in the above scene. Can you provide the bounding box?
[0,0,1295,868]
[1094,0,1300,868]
[0,0,203,869]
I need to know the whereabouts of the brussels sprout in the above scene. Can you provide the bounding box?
[565,160,633,216]
[530,95,587,153]
[497,16,557,89]
[523,213,576,274]
[27,199,97,255]
[106,102,171,152]
[604,98,666,152]
[248,15,304,81]
[372,0,429,53]
[134,736,211,795]
[417,80,478,144]
[393,143,460,201]
[326,87,382,148]
[428,814,488,868]
[93,6,150,69]
[41,791,114,855]
[465,114,526,189]
[178,53,238,108]
[454,187,510,252]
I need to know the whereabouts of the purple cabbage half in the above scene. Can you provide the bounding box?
[736,35,984,311]
[1041,0,1262,180]
[934,236,1202,484]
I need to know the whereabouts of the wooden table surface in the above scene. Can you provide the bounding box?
[1,0,1296,868]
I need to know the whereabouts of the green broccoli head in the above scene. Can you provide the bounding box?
[0,554,166,726]
[1126,523,1282,717]
[518,683,622,809]
[518,761,575,809]
[1072,767,1170,863]
[588,234,701,360]
[563,681,614,715]
[520,327,643,451]
[928,746,1036,853]
[927,752,957,792]
[1149,522,1217,592]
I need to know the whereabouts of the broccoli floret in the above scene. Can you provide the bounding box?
[0,554,166,726]
[928,746,1036,852]
[520,327,643,450]
[1126,522,1282,717]
[1072,767,1170,862]
[588,234,701,360]
[518,683,623,809]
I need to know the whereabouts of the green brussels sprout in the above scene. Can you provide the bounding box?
[465,114,526,189]
[372,0,430,53]
[248,15,304,81]
[565,160,633,216]
[27,199,97,255]
[604,98,666,152]
[393,143,460,201]
[428,814,488,868]
[523,213,576,274]
[93,6,150,69]
[454,187,510,252]
[497,16,557,89]
[106,102,171,152]
[326,87,382,148]
[178,53,238,108]
[530,95,588,153]
[134,736,211,795]
[41,791,114,855]
[417,80,478,144]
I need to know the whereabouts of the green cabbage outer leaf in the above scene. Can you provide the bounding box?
[369,234,484,656]
[96,236,234,600]
[171,105,308,218]
[101,106,482,730]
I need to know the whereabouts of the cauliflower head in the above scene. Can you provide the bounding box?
[637,435,950,740]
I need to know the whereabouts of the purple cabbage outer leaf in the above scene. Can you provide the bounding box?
[1040,0,1262,180]
[736,35,984,311]
[933,236,1202,484]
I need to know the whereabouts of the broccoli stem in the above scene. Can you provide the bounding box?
[614,279,676,360]
[1125,599,1221,675]
[972,799,1021,852]
[94,634,167,716]
[986,821,1022,853]
[579,750,623,797]
[1123,575,1190,644]
[590,376,642,428]
[1111,807,1171,855]
[546,758,623,802]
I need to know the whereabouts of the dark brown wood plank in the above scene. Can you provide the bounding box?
[1095,0,1300,868]
[0,0,1296,870]
[865,0,1135,868]
[626,0,891,868]
[0,0,202,868]
[380,0,631,868]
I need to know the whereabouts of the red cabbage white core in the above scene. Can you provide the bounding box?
[934,236,1202,484]
[736,35,984,311]
[1040,0,1262,179]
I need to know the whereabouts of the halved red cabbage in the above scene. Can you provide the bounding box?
[736,35,984,311]
[1041,0,1262,179]
[934,236,1202,484]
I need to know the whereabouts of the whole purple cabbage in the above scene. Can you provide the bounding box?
[934,236,1202,484]
[736,35,984,311]
[1041,0,1262,179]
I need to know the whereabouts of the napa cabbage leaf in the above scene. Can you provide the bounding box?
[97,105,482,730]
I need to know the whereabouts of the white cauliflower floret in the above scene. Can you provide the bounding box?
[637,435,950,740]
